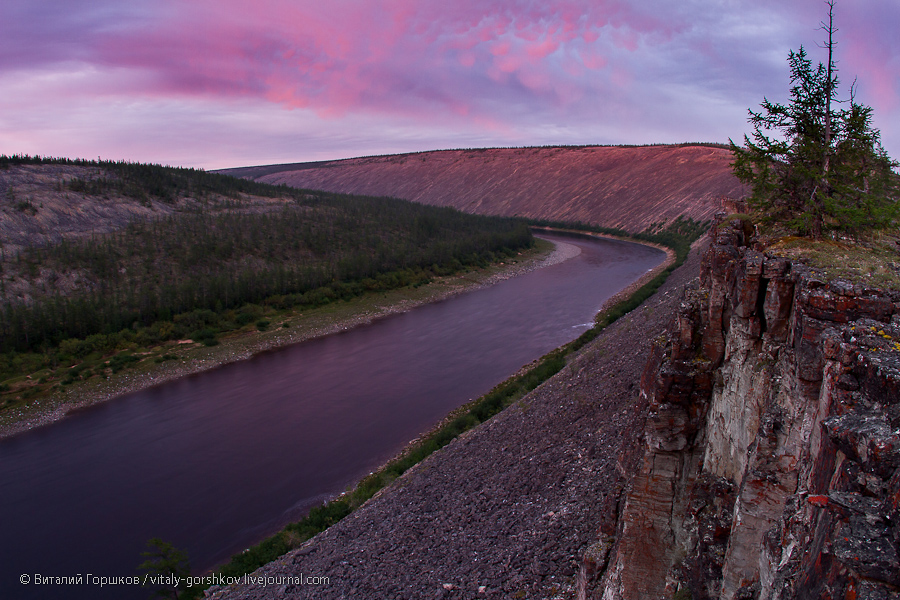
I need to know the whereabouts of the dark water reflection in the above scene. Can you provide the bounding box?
[0,234,663,599]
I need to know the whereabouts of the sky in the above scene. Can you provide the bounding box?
[1,0,898,170]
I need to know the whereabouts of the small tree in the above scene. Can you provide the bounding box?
[730,0,898,238]
[138,537,191,599]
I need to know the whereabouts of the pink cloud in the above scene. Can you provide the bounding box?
[611,28,639,52]
[518,68,552,93]
[490,41,512,57]
[458,51,477,68]
[9,0,692,125]
[526,37,560,60]
[4,0,899,167]
[579,49,608,70]
[839,3,900,112]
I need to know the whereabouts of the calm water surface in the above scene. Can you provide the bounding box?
[0,234,663,599]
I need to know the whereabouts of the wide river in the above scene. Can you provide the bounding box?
[0,233,664,600]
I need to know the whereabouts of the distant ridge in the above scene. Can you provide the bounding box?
[220,145,744,232]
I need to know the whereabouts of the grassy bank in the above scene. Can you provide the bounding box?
[181,220,703,599]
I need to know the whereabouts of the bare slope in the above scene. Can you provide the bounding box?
[221,145,744,232]
[206,233,707,600]
[0,164,182,253]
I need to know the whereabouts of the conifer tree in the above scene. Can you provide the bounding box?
[138,538,191,599]
[730,0,898,238]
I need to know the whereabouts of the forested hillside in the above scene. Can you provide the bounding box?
[0,155,532,405]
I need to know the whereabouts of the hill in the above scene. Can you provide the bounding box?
[220,144,744,233]
[0,156,533,413]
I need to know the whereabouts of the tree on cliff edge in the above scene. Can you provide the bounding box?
[730,0,898,238]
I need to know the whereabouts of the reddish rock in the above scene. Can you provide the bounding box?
[804,290,895,323]
[731,251,763,319]
[763,278,795,343]
[793,315,829,382]
[601,218,900,600]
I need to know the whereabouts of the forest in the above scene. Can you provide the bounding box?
[1,153,298,202]
[0,157,533,396]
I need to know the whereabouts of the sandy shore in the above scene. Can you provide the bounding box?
[0,238,580,441]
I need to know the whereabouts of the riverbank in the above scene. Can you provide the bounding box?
[176,229,679,596]
[207,234,706,600]
[0,237,574,441]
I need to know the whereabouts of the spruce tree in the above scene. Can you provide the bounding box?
[730,0,898,238]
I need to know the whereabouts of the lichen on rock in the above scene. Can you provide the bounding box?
[600,216,900,600]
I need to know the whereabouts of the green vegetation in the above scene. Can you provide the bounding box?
[726,4,900,287]
[178,218,704,598]
[0,157,532,412]
[3,200,530,354]
[765,231,900,289]
[730,2,898,238]
[528,215,707,264]
[138,538,191,599]
[0,153,299,201]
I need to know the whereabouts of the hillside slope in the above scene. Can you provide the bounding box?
[221,145,744,233]
[0,164,187,253]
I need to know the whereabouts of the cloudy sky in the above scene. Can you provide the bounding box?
[2,0,897,170]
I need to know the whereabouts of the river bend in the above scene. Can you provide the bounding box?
[0,233,663,599]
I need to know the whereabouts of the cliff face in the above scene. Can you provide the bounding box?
[598,219,900,600]
[220,145,744,233]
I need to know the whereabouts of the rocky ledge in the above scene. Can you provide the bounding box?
[600,217,900,600]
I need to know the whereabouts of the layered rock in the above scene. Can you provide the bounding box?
[599,218,900,600]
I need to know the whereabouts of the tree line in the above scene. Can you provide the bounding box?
[1,153,305,203]
[1,176,532,357]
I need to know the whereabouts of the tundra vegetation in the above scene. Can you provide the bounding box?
[728,1,900,288]
[0,154,533,412]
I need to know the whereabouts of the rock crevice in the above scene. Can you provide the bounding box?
[600,218,900,600]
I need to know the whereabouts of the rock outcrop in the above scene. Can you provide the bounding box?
[599,218,900,600]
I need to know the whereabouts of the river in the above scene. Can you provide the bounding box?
[0,233,664,599]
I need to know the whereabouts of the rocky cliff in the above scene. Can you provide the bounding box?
[598,218,900,600]
[220,145,744,233]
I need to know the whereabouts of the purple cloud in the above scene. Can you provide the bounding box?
[1,0,896,168]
